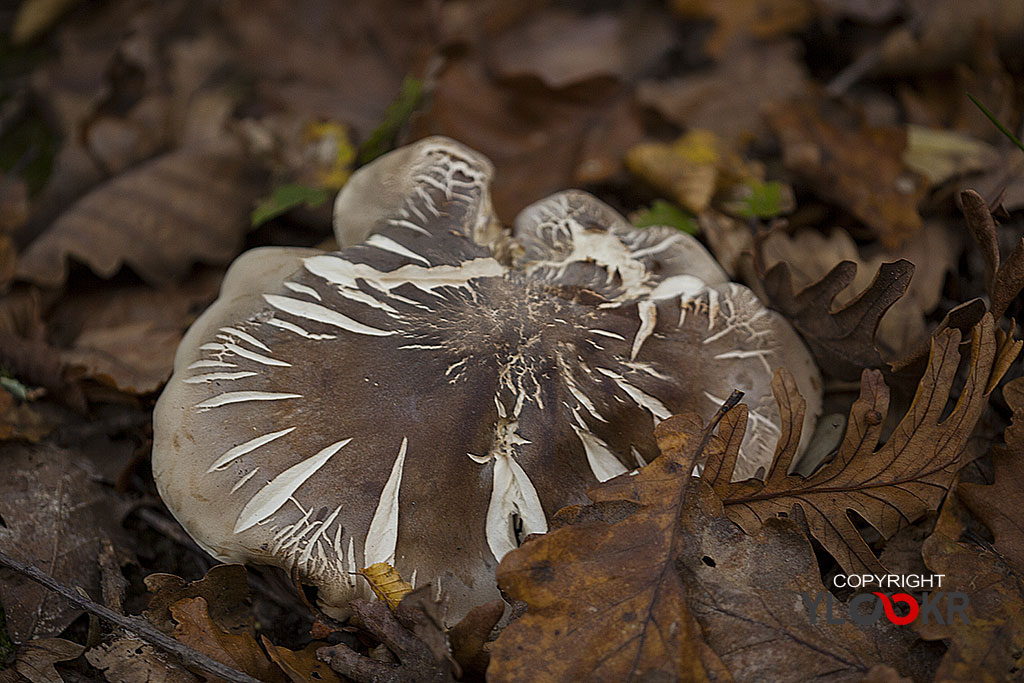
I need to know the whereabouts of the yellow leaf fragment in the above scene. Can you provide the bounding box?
[359,562,413,610]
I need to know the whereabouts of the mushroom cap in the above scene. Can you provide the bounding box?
[153,137,821,622]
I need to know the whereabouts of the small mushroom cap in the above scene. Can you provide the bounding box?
[153,137,821,622]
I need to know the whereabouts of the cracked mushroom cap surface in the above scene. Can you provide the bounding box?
[153,136,822,621]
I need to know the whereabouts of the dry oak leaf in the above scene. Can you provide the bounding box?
[143,564,254,638]
[758,253,914,381]
[766,96,927,249]
[914,376,1024,680]
[488,412,732,683]
[704,314,1019,576]
[50,267,222,395]
[221,0,436,140]
[16,150,260,288]
[759,222,960,360]
[169,596,286,682]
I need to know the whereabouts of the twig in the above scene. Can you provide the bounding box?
[700,390,744,455]
[0,549,261,683]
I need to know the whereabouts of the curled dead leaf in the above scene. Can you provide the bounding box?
[758,253,914,381]
[759,223,959,360]
[85,635,200,683]
[9,637,85,683]
[704,314,1019,576]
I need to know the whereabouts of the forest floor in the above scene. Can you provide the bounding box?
[1,1,1023,681]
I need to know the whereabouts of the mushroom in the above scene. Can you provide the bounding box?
[153,137,821,622]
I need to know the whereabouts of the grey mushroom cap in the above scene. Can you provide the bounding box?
[152,136,821,623]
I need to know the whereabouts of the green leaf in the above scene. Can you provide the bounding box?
[733,180,787,219]
[0,375,30,401]
[968,92,1024,153]
[251,183,331,227]
[358,76,425,164]
[631,200,699,234]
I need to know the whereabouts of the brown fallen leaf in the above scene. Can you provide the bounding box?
[961,189,1024,321]
[0,442,131,641]
[16,150,260,289]
[961,388,1024,572]
[85,635,200,683]
[46,267,221,395]
[20,0,223,242]
[917,493,1024,682]
[626,129,767,215]
[221,0,437,140]
[11,0,82,45]
[757,253,914,381]
[261,638,341,683]
[873,0,1024,76]
[448,600,504,681]
[767,95,927,249]
[144,564,254,638]
[0,390,51,443]
[912,376,1024,680]
[410,58,644,222]
[704,314,1018,576]
[8,637,84,683]
[670,0,814,58]
[679,468,920,681]
[759,222,960,360]
[487,9,625,89]
[488,411,731,683]
[636,40,808,145]
[411,4,676,218]
[170,596,286,682]
[969,149,1024,214]
[491,407,929,682]
[0,329,85,411]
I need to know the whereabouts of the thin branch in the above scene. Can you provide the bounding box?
[0,549,261,683]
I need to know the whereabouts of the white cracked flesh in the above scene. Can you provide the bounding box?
[153,138,821,624]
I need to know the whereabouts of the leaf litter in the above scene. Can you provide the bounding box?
[1,0,1024,681]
